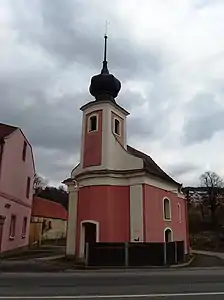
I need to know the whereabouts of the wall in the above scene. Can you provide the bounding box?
[76,185,130,255]
[0,130,35,253]
[83,110,103,168]
[74,101,143,177]
[0,195,31,252]
[0,130,34,206]
[41,218,67,241]
[29,217,67,245]
[143,184,188,252]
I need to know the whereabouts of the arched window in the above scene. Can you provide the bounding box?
[163,198,171,220]
[88,115,98,132]
[114,118,120,135]
[165,228,172,243]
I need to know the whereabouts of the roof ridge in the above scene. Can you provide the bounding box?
[33,196,65,207]
[0,122,18,128]
[0,123,18,140]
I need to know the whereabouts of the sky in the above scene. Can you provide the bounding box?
[1,0,224,187]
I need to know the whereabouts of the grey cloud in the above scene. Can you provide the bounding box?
[11,0,168,81]
[168,163,199,178]
[3,0,220,187]
[182,92,224,145]
[0,76,84,153]
[194,0,223,9]
[34,147,79,184]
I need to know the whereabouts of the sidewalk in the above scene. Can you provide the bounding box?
[192,250,224,260]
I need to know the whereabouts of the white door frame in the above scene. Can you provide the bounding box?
[79,220,99,258]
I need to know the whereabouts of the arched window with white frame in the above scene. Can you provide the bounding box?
[114,118,120,136]
[88,114,98,132]
[163,198,171,221]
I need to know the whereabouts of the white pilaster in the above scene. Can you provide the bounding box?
[66,184,78,257]
[130,184,144,242]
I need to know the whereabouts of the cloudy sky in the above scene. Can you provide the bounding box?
[1,0,224,187]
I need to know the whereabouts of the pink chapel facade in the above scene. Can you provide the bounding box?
[64,36,190,259]
[0,123,35,254]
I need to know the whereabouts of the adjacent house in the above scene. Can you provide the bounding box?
[0,123,35,255]
[29,196,68,246]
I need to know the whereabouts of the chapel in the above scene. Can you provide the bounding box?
[63,35,189,258]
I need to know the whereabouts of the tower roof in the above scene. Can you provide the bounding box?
[89,35,121,101]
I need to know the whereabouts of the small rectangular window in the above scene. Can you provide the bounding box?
[114,118,120,135]
[88,115,97,132]
[26,177,31,198]
[22,141,27,161]
[178,204,182,223]
[9,215,16,238]
[164,198,171,220]
[22,217,27,237]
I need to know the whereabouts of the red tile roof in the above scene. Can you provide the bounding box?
[0,123,18,140]
[32,197,68,220]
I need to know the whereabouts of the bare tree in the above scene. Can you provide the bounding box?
[200,171,224,226]
[33,174,48,196]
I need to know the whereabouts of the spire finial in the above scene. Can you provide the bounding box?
[101,21,109,74]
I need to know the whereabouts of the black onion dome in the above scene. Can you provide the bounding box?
[89,35,121,100]
[89,63,121,99]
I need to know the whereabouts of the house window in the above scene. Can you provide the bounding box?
[22,217,27,238]
[165,228,172,243]
[88,115,97,132]
[26,177,31,198]
[22,141,27,161]
[178,203,182,223]
[9,215,16,238]
[114,118,120,135]
[163,198,171,220]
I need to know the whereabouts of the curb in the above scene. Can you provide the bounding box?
[35,255,65,261]
[170,255,195,268]
[65,256,195,271]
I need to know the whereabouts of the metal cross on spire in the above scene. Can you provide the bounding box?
[105,20,109,37]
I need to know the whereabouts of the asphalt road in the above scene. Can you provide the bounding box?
[0,268,224,299]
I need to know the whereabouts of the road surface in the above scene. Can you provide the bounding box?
[0,268,224,299]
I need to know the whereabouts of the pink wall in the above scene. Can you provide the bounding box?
[143,184,188,252]
[76,185,129,254]
[0,129,35,253]
[83,110,102,168]
[0,196,31,252]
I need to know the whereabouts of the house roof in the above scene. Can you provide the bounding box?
[127,145,181,186]
[32,197,68,220]
[0,123,18,140]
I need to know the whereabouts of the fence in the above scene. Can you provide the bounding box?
[86,241,185,267]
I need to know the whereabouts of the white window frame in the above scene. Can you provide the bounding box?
[22,216,28,238]
[9,215,16,240]
[88,114,98,133]
[163,197,171,221]
[177,203,182,223]
[113,117,121,136]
